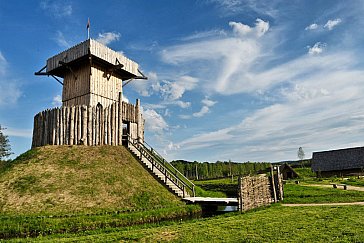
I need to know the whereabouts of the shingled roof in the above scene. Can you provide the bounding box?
[312,146,364,172]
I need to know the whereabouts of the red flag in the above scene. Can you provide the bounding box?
[87,18,90,29]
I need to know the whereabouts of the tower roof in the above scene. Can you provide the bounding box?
[46,39,140,80]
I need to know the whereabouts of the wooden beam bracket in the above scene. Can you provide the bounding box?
[122,69,148,87]
[59,61,77,80]
[34,65,63,85]
[105,58,124,80]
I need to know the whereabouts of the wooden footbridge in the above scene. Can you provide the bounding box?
[182,197,239,206]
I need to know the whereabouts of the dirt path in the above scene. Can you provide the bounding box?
[301,183,364,191]
[283,202,364,207]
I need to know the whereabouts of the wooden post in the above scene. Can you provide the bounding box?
[136,99,141,143]
[118,92,123,145]
[95,106,99,145]
[43,110,48,145]
[87,106,92,146]
[69,106,75,145]
[276,166,283,201]
[92,106,96,145]
[270,165,277,203]
[104,105,107,144]
[110,103,115,145]
[107,105,111,145]
[100,105,104,145]
[74,106,79,144]
[238,176,243,212]
[77,106,82,145]
[54,108,58,145]
[81,105,87,145]
[114,102,118,145]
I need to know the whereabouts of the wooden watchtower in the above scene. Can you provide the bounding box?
[32,39,147,147]
[36,39,146,107]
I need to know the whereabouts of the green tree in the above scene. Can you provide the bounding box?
[0,125,12,160]
[297,147,305,168]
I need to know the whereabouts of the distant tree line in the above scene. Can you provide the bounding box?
[170,160,271,180]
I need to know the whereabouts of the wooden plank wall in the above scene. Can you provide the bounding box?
[62,63,91,106]
[89,65,122,107]
[47,40,89,72]
[32,100,142,147]
[89,39,139,76]
[46,39,139,76]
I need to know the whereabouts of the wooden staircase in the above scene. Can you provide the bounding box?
[125,135,195,198]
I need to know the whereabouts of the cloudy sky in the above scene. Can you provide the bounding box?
[1,0,364,162]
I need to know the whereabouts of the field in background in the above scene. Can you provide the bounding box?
[2,151,364,241]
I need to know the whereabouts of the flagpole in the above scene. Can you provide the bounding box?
[87,18,90,39]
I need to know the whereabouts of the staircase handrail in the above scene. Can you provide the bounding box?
[142,140,195,194]
[126,135,195,197]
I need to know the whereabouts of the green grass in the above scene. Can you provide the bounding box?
[0,146,203,239]
[0,205,201,239]
[284,183,364,204]
[0,146,185,215]
[194,177,238,185]
[194,178,237,197]
[10,205,364,242]
[294,167,316,178]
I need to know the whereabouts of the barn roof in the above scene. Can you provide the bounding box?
[312,146,364,172]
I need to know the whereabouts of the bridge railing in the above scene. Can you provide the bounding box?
[125,135,195,197]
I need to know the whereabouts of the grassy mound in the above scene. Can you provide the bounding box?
[0,145,184,215]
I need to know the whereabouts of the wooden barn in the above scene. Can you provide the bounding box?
[312,146,364,177]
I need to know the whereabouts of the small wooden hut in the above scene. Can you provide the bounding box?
[279,163,298,180]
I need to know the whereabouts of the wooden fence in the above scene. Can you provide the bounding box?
[32,98,144,148]
[238,168,283,211]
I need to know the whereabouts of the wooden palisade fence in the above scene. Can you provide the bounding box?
[238,166,283,212]
[32,93,144,147]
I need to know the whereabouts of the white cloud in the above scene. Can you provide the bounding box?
[167,50,364,162]
[3,127,32,138]
[305,23,318,30]
[229,18,269,38]
[0,51,6,75]
[208,0,279,17]
[0,51,21,107]
[324,18,342,30]
[182,29,227,41]
[122,94,129,103]
[161,21,272,95]
[308,42,326,55]
[96,32,121,45]
[143,109,168,134]
[153,76,198,101]
[40,1,72,18]
[52,95,62,107]
[54,31,70,48]
[202,97,217,107]
[193,106,210,117]
[131,71,158,97]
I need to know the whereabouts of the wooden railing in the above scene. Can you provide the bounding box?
[125,135,195,198]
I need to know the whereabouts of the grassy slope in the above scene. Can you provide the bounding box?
[0,146,184,215]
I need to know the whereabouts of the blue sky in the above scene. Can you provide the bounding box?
[1,0,364,162]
